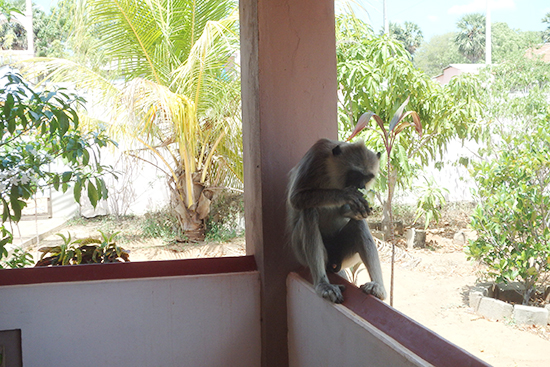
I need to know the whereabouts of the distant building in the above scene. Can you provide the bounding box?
[434,64,485,85]
[525,43,550,63]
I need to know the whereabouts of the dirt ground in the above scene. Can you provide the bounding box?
[27,216,550,367]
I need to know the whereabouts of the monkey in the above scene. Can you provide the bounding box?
[286,138,387,303]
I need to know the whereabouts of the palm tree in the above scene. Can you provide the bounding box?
[21,0,242,241]
[455,13,485,63]
[389,21,423,56]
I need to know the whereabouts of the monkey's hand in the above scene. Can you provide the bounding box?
[316,282,345,303]
[360,281,387,300]
[341,187,371,220]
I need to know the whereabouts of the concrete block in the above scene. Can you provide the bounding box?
[545,304,550,325]
[477,297,513,321]
[513,305,549,326]
[494,282,525,304]
[405,228,426,249]
[469,291,483,311]
[453,231,466,245]
[472,282,494,298]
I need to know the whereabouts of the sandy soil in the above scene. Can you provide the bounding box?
[372,234,550,367]
[28,223,550,367]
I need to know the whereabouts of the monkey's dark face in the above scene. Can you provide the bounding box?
[332,141,380,190]
[345,170,375,189]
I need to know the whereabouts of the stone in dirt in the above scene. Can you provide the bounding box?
[494,282,525,304]
[453,231,466,245]
[405,228,426,249]
[513,305,549,326]
[469,290,483,311]
[477,297,513,321]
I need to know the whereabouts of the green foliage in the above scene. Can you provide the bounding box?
[491,22,540,64]
[348,97,422,239]
[141,208,187,243]
[0,17,26,50]
[414,32,468,77]
[414,176,449,229]
[33,1,73,57]
[205,193,244,242]
[543,12,550,42]
[22,0,243,241]
[477,57,550,136]
[0,247,33,268]
[35,230,129,266]
[388,21,423,56]
[336,13,484,197]
[455,13,486,63]
[0,72,116,261]
[467,128,550,305]
[0,0,23,22]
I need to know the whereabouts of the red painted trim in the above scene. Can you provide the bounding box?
[297,270,491,367]
[0,256,257,286]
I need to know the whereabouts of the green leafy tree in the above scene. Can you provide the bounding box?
[33,0,72,57]
[477,57,550,135]
[336,13,484,233]
[347,98,422,307]
[413,176,448,229]
[0,0,23,22]
[466,47,550,305]
[0,72,116,264]
[414,32,468,76]
[543,12,550,42]
[491,22,544,63]
[0,0,25,50]
[389,21,424,56]
[467,128,550,305]
[455,13,485,63]
[22,0,242,241]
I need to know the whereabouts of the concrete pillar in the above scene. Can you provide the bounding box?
[240,0,337,365]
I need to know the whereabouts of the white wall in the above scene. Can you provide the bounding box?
[0,271,261,367]
[287,273,430,367]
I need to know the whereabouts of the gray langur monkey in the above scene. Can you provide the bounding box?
[286,138,387,303]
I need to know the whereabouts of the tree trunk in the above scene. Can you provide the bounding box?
[381,165,398,240]
[169,170,214,242]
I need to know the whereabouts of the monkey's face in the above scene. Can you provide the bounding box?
[335,141,381,190]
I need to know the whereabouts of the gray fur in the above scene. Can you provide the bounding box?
[287,138,386,303]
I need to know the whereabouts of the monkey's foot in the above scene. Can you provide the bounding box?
[315,282,345,303]
[360,282,387,300]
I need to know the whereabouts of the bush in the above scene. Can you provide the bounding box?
[0,72,116,261]
[206,193,244,241]
[35,231,129,266]
[141,208,187,243]
[466,127,550,305]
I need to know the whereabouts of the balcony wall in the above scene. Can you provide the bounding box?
[287,272,490,367]
[0,257,260,367]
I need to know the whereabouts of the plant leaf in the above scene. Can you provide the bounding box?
[389,96,410,131]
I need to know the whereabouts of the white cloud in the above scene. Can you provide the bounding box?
[428,15,439,22]
[448,0,516,15]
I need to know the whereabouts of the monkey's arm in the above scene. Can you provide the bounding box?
[290,187,370,219]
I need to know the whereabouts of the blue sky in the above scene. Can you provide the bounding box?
[33,0,550,43]
[358,0,550,41]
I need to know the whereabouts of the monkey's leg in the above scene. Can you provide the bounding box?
[340,220,387,300]
[297,209,345,303]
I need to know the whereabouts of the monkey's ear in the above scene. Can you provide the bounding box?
[332,145,343,156]
[376,152,382,159]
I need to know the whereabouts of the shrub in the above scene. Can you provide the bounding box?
[466,127,550,305]
[206,193,244,241]
[35,231,129,266]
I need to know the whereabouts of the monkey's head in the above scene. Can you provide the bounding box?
[330,140,381,190]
